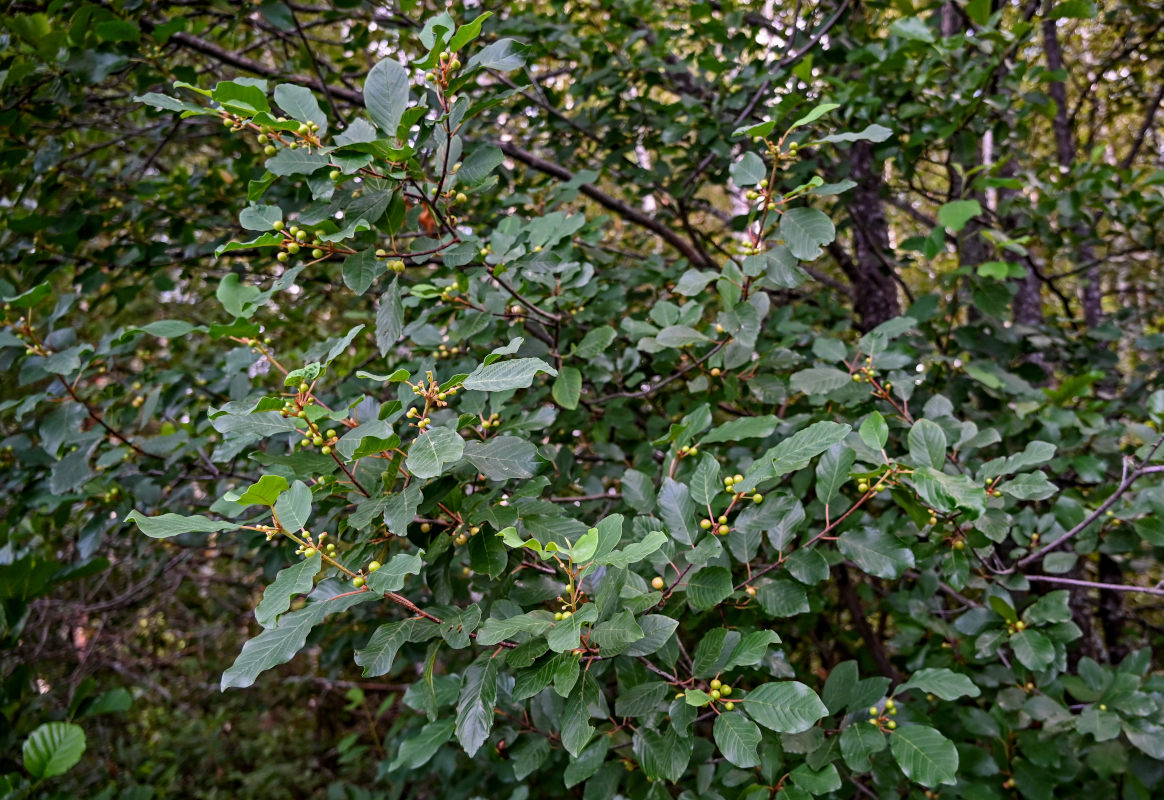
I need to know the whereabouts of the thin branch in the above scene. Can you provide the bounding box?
[1013,435,1164,570]
[1026,574,1164,597]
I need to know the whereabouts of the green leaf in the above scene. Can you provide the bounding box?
[406,427,466,479]
[860,411,889,451]
[727,630,782,669]
[466,39,527,71]
[222,591,373,690]
[788,103,840,131]
[455,657,498,756]
[744,682,829,733]
[756,580,810,617]
[937,199,982,233]
[590,610,645,649]
[910,467,987,520]
[563,737,609,788]
[790,366,851,396]
[1049,0,1097,19]
[22,722,86,780]
[813,124,893,145]
[656,325,708,348]
[387,719,454,771]
[126,511,237,539]
[365,552,424,594]
[908,419,946,468]
[266,148,330,176]
[689,453,722,506]
[1011,629,1055,671]
[634,727,691,782]
[476,611,555,646]
[815,443,856,505]
[255,554,320,628]
[273,480,311,532]
[375,278,404,353]
[840,721,886,771]
[702,415,779,444]
[889,725,959,787]
[456,143,503,184]
[574,326,616,358]
[730,152,767,186]
[461,435,539,480]
[237,474,290,506]
[462,358,558,391]
[468,530,509,579]
[791,763,842,794]
[692,628,740,677]
[354,619,414,677]
[546,604,598,652]
[837,528,915,579]
[687,567,734,610]
[239,204,283,231]
[657,477,698,546]
[365,58,410,137]
[780,207,835,261]
[342,248,384,295]
[624,615,679,656]
[897,668,981,701]
[769,421,852,479]
[273,83,327,135]
[621,469,656,513]
[997,471,1057,500]
[552,366,582,409]
[714,712,762,768]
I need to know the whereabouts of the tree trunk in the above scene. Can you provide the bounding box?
[841,141,902,331]
[1043,14,1103,328]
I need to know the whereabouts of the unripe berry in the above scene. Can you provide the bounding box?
[420,523,432,533]
[295,229,307,241]
[326,429,336,438]
[724,702,735,711]
[721,686,731,696]
[651,576,665,590]
[299,383,309,393]
[886,720,896,730]
[321,445,331,455]
[272,220,284,231]
[303,547,317,558]
[717,524,730,535]
[717,515,727,524]
[264,145,276,156]
[312,248,324,259]
[752,494,763,503]
[329,169,341,180]
[701,519,713,530]
[554,612,563,621]
[352,576,365,588]
[287,243,300,254]
[710,689,721,700]
[277,251,289,262]
[710,679,722,690]
[710,367,721,377]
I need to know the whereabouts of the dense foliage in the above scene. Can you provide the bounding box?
[2,2,1164,799]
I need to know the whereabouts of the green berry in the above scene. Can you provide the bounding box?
[312,436,323,446]
[717,524,729,535]
[264,145,276,156]
[724,702,735,711]
[312,248,324,259]
[710,689,721,700]
[287,243,300,254]
[352,576,365,588]
[321,445,332,455]
[273,220,284,231]
[329,169,341,180]
[721,686,731,696]
[303,547,317,558]
[710,679,722,690]
[368,560,382,572]
[700,519,712,530]
[276,251,289,262]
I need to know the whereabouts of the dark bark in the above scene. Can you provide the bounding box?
[1043,14,1103,328]
[839,141,902,331]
